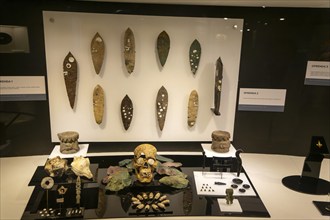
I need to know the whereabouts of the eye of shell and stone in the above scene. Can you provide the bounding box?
[68,57,75,63]
[148,158,155,165]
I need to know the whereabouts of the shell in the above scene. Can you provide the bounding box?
[149,192,154,199]
[161,199,170,205]
[142,192,148,200]
[71,156,93,179]
[157,203,165,209]
[159,195,167,201]
[145,204,150,212]
[137,194,143,200]
[136,204,145,210]
[131,197,139,202]
[132,200,141,205]
[154,192,161,200]
[151,204,159,211]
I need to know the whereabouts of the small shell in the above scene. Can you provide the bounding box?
[161,199,170,205]
[132,200,141,205]
[154,192,161,200]
[151,204,159,211]
[157,203,166,209]
[137,194,143,200]
[131,197,139,202]
[149,192,154,199]
[136,204,145,210]
[159,195,167,201]
[142,192,148,200]
[145,204,150,212]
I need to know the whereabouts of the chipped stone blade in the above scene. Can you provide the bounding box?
[157,31,170,67]
[124,28,135,74]
[156,86,168,131]
[91,32,105,75]
[121,95,133,130]
[211,57,223,116]
[187,90,199,127]
[63,52,77,109]
[189,39,201,75]
[93,84,104,124]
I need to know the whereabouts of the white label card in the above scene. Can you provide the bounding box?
[305,61,330,86]
[238,88,286,112]
[0,76,46,101]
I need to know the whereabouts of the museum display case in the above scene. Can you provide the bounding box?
[1,1,329,219]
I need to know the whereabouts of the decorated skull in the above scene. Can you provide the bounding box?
[133,144,158,183]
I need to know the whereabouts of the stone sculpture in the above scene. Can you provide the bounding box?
[133,144,158,183]
[189,39,201,74]
[63,52,77,109]
[91,32,104,75]
[211,130,231,153]
[225,188,234,205]
[93,84,104,124]
[44,156,68,177]
[124,28,135,74]
[57,131,79,154]
[157,31,170,67]
[187,90,199,127]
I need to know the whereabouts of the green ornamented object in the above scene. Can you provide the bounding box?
[105,168,132,192]
[159,175,189,189]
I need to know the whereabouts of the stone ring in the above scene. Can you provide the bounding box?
[41,177,54,190]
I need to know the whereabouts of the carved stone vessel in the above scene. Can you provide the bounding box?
[211,130,231,153]
[57,131,80,154]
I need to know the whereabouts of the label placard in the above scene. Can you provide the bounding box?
[305,61,330,86]
[238,88,286,112]
[0,76,46,101]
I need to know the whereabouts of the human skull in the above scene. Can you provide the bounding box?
[133,144,158,183]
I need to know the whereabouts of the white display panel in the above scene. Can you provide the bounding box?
[43,11,243,142]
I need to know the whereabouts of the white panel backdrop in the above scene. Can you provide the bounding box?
[43,11,243,142]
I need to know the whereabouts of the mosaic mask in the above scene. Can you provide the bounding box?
[133,144,158,183]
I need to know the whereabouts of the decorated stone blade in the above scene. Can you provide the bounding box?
[124,28,135,74]
[63,52,77,109]
[187,90,199,127]
[93,84,104,124]
[157,31,170,67]
[91,32,105,75]
[211,57,223,116]
[121,95,133,130]
[189,39,201,75]
[156,86,168,131]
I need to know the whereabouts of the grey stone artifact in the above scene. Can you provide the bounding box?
[124,28,135,74]
[157,30,170,67]
[211,57,223,115]
[187,90,199,127]
[63,52,77,109]
[93,84,104,124]
[57,131,80,154]
[211,130,231,153]
[91,32,105,75]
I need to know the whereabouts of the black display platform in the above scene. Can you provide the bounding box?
[22,156,270,219]
[313,201,330,216]
[282,175,330,195]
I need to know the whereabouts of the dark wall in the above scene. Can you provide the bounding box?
[0,0,329,157]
